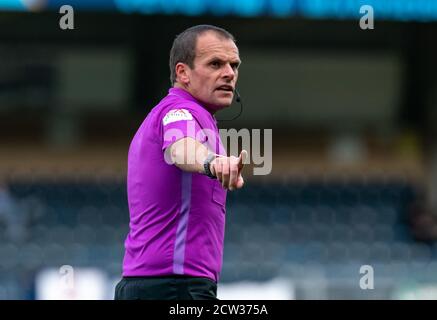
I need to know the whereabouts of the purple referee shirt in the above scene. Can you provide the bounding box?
[122,87,227,282]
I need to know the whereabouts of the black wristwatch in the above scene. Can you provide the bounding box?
[203,153,217,179]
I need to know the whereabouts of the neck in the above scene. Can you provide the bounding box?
[172,83,217,115]
[173,82,186,91]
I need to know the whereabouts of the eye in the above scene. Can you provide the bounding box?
[210,60,221,68]
[231,63,240,70]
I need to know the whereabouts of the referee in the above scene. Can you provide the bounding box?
[115,25,246,300]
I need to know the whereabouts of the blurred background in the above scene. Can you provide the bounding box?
[1,0,437,299]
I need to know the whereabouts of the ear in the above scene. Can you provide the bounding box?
[175,62,191,85]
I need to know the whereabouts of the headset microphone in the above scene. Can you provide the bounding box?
[217,88,243,122]
[235,89,241,103]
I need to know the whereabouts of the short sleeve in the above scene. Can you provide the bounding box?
[161,108,207,152]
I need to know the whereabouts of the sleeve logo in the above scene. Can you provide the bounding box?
[163,108,193,125]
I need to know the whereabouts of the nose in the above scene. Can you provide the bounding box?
[222,63,235,81]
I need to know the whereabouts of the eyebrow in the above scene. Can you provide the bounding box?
[207,56,242,65]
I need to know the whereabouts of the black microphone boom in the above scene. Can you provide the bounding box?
[217,88,243,122]
[235,89,241,103]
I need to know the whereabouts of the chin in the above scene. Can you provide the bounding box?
[218,98,233,108]
[205,98,232,112]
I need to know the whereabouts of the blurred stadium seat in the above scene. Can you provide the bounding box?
[1,177,430,298]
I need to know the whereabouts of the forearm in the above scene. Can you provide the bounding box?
[166,137,246,191]
[167,137,210,174]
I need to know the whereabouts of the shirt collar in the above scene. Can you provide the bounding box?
[168,87,217,122]
[168,87,200,104]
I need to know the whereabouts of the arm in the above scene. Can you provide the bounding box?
[166,137,247,191]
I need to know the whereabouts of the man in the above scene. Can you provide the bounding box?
[115,25,247,300]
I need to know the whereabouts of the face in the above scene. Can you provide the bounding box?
[176,32,241,112]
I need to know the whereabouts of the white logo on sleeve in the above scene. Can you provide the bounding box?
[163,109,193,126]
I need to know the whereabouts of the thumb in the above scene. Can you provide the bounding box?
[236,174,244,189]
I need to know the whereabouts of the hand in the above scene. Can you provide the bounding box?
[210,150,247,191]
